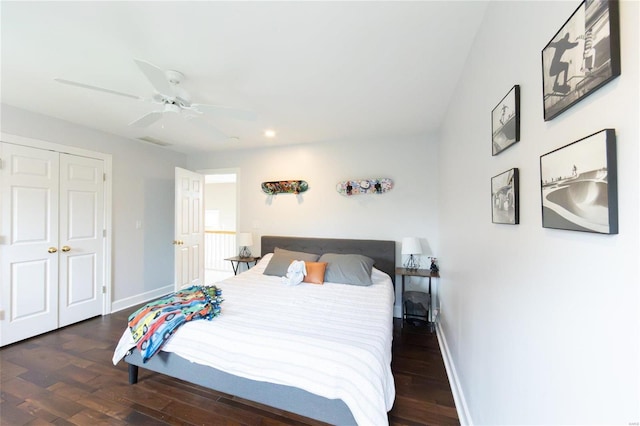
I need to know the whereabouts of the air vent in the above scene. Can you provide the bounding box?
[137,136,172,147]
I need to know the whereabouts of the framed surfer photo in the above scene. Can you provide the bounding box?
[539,129,618,234]
[492,85,520,156]
[541,0,621,121]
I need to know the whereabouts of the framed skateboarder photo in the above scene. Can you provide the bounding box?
[491,85,520,156]
[541,0,620,121]
[539,129,618,234]
[491,168,519,225]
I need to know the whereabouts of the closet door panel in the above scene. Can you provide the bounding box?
[58,154,104,327]
[0,143,59,346]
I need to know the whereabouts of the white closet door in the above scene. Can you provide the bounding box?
[58,153,104,327]
[174,167,204,289]
[0,143,60,346]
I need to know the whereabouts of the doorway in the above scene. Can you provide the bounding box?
[203,171,237,284]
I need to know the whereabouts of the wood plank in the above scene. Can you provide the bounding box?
[73,392,134,421]
[67,407,129,425]
[0,360,28,382]
[0,400,38,425]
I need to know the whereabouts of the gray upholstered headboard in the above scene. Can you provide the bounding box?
[261,236,396,286]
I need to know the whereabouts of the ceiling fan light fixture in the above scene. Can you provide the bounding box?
[164,103,181,114]
[264,129,276,138]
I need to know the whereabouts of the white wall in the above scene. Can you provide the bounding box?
[438,1,639,424]
[0,104,187,307]
[188,135,440,310]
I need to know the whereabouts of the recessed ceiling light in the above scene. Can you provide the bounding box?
[264,129,276,138]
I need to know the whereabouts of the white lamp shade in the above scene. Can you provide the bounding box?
[401,237,422,255]
[237,233,253,247]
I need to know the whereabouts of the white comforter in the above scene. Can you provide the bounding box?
[113,255,396,425]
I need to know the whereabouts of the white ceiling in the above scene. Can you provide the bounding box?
[1,1,488,154]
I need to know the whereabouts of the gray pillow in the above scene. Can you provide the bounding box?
[263,247,320,276]
[318,253,375,286]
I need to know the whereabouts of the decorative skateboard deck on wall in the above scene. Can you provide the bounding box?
[261,180,309,195]
[336,178,393,196]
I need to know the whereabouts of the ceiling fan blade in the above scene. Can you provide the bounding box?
[129,111,164,128]
[54,78,143,100]
[190,104,257,121]
[186,116,229,141]
[134,59,174,96]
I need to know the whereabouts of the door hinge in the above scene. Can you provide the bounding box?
[103,173,106,182]
[103,229,106,237]
[0,310,4,321]
[102,286,106,294]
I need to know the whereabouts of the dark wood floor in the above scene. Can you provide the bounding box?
[0,309,458,425]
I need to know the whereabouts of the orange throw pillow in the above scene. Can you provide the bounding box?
[303,262,328,284]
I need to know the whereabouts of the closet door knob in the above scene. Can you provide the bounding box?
[61,246,71,252]
[48,247,58,253]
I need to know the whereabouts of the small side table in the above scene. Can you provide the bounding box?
[396,267,440,331]
[225,256,260,275]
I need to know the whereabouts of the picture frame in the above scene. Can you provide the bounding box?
[541,0,621,121]
[492,85,520,156]
[491,168,519,225]
[539,129,617,234]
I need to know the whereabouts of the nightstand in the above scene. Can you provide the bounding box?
[225,256,260,275]
[396,267,439,331]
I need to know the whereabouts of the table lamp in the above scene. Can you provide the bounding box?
[401,237,422,270]
[237,233,253,258]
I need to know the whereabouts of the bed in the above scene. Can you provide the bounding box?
[113,235,397,425]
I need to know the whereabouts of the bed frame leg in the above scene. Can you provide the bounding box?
[128,364,139,384]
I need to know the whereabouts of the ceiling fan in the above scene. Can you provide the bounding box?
[55,59,256,136]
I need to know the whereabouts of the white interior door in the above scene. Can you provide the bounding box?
[174,167,204,289]
[0,143,60,346]
[58,153,104,327]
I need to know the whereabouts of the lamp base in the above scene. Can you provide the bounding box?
[239,246,251,258]
[404,254,420,270]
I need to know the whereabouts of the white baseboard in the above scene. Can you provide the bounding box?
[436,321,473,426]
[111,284,174,313]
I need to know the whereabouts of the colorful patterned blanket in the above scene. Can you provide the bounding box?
[127,285,223,362]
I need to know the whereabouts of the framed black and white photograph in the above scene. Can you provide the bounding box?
[492,85,520,156]
[540,129,617,234]
[491,168,519,225]
[541,0,620,121]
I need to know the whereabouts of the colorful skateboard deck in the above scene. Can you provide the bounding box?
[261,180,309,195]
[336,178,393,196]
